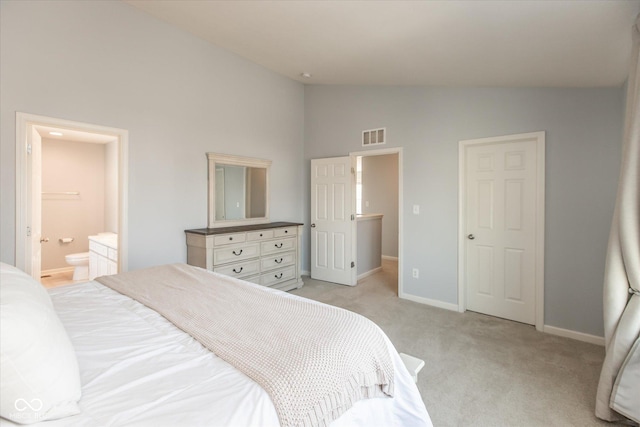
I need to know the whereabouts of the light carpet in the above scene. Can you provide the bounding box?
[291,260,614,427]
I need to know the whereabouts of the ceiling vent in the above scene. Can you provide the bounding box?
[362,128,386,146]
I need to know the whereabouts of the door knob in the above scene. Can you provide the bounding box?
[467,234,475,240]
[40,237,49,243]
[311,224,316,228]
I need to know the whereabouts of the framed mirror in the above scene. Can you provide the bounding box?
[207,153,271,228]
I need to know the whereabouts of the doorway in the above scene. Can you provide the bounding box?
[458,131,545,330]
[15,113,128,282]
[309,147,403,295]
[354,151,400,294]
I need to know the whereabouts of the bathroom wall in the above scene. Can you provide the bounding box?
[361,154,399,258]
[41,139,105,271]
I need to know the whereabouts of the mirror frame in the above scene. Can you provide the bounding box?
[207,152,272,228]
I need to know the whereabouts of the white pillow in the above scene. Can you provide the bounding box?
[0,263,82,424]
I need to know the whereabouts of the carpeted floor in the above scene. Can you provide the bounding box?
[291,260,611,427]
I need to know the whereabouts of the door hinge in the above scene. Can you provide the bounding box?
[351,261,355,268]
[26,144,32,155]
[351,214,355,220]
[26,226,31,237]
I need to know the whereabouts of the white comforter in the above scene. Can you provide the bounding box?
[1,281,431,426]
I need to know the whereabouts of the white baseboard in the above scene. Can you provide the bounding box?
[543,325,604,346]
[357,266,383,280]
[399,292,459,312]
[41,266,74,276]
[381,255,398,261]
[301,270,310,277]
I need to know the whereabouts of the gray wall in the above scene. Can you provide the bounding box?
[1,1,304,270]
[361,154,399,258]
[304,86,623,337]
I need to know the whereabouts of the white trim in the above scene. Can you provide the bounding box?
[301,269,310,277]
[381,255,398,261]
[399,292,459,312]
[15,113,129,275]
[41,266,74,276]
[543,325,604,346]
[350,147,403,297]
[357,266,383,280]
[458,131,545,331]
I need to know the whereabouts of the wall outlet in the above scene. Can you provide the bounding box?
[412,268,419,278]
[413,205,420,214]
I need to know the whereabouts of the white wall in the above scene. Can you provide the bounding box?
[41,139,105,271]
[304,86,623,337]
[361,154,399,258]
[0,1,304,270]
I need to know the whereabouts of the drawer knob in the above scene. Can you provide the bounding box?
[232,249,243,256]
[275,258,283,264]
[229,237,233,241]
[275,273,283,279]
[260,233,263,237]
[275,243,283,248]
[232,267,243,274]
[284,230,288,233]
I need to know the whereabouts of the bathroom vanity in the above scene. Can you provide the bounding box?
[89,233,118,280]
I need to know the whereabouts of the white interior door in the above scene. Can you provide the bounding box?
[310,157,355,286]
[463,133,543,325]
[28,126,43,280]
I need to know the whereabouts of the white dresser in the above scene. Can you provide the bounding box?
[185,222,303,292]
[89,233,118,280]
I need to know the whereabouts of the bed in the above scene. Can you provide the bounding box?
[0,262,431,426]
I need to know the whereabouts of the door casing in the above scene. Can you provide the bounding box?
[458,131,545,331]
[15,112,129,277]
[349,147,403,296]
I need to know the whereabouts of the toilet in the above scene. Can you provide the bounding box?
[65,252,90,281]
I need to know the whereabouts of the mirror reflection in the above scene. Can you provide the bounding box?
[215,165,267,221]
[207,153,271,228]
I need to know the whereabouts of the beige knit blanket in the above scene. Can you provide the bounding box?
[96,264,394,427]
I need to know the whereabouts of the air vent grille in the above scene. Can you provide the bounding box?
[362,128,386,146]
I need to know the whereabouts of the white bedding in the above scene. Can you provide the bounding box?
[1,280,431,427]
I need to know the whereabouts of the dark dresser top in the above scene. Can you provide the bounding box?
[185,221,303,236]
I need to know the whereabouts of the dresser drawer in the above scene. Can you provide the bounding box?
[243,275,261,285]
[274,227,297,238]
[261,266,296,287]
[261,251,295,271]
[214,233,246,246]
[213,242,259,265]
[261,237,296,255]
[107,248,118,261]
[214,259,260,279]
[247,230,274,241]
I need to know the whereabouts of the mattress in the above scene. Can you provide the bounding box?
[1,280,431,426]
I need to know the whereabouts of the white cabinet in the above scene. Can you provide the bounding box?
[185,222,303,292]
[89,234,118,280]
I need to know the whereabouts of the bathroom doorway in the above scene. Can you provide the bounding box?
[15,113,128,285]
[350,147,402,296]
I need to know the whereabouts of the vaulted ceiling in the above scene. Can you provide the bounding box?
[126,0,640,87]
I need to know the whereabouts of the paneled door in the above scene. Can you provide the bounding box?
[310,157,355,286]
[462,132,544,325]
